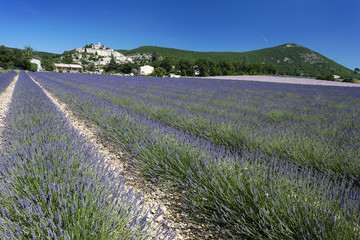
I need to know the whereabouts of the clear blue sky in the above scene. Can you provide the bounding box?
[1,0,359,70]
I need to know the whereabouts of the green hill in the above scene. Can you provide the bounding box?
[118,43,355,77]
[32,50,61,60]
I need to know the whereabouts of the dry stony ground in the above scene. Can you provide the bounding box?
[204,75,360,87]
[0,75,17,147]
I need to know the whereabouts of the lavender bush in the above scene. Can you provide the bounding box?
[0,72,173,239]
[28,72,360,239]
[0,71,16,93]
[30,72,360,182]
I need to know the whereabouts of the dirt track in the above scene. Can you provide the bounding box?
[0,75,17,146]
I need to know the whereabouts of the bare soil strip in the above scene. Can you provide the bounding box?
[204,75,360,87]
[0,75,18,147]
[29,74,223,239]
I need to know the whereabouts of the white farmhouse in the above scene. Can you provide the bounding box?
[31,58,42,71]
[169,73,181,78]
[138,65,154,75]
[333,75,341,80]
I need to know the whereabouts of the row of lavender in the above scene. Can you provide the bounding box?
[0,72,173,239]
[0,71,16,93]
[33,72,360,182]
[29,72,360,239]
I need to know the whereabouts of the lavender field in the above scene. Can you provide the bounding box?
[0,71,16,93]
[1,71,360,239]
[0,72,173,239]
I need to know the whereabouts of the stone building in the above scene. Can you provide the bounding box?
[54,63,83,72]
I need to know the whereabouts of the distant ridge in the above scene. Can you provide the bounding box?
[1,43,355,78]
[117,43,354,77]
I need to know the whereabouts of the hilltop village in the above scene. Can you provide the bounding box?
[73,42,132,66]
[52,42,137,74]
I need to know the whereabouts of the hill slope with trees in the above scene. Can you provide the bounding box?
[118,43,356,78]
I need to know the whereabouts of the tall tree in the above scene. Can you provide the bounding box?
[177,59,194,76]
[21,45,34,70]
[160,57,174,72]
[0,45,13,69]
[151,67,167,77]
[41,56,54,71]
[88,62,96,72]
[119,63,133,74]
[218,61,235,75]
[105,58,118,72]
[151,51,160,62]
[195,59,209,77]
[24,46,33,59]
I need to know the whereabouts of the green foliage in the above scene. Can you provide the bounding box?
[316,74,336,81]
[41,56,54,71]
[63,56,73,64]
[150,67,167,77]
[218,60,235,75]
[160,57,175,72]
[194,59,209,76]
[30,63,38,72]
[151,51,160,62]
[24,46,33,59]
[104,58,118,72]
[0,45,34,70]
[103,59,138,74]
[87,62,96,72]
[0,45,13,69]
[80,59,89,65]
[177,59,194,76]
[32,50,61,60]
[342,77,357,83]
[131,68,138,75]
[119,62,133,74]
[144,57,284,77]
[84,43,93,48]
[117,44,355,78]
[61,50,75,64]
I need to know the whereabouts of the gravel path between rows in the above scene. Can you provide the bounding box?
[28,74,229,239]
[203,75,360,87]
[0,75,18,147]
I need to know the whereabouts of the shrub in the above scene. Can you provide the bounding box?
[30,63,38,72]
[316,74,335,81]
[342,77,356,83]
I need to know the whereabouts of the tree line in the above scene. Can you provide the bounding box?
[0,45,60,72]
[0,45,36,71]
[103,56,279,77]
[152,57,278,77]
[104,55,360,81]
